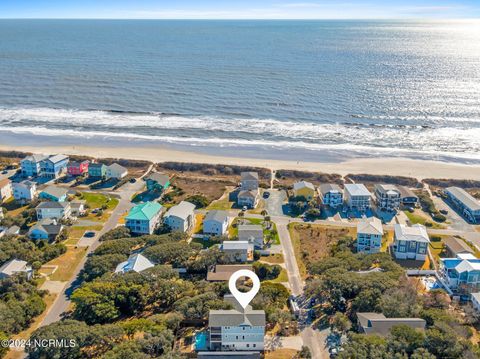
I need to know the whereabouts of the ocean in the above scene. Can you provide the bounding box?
[0,19,479,163]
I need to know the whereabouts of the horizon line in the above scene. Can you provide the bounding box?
[0,17,478,21]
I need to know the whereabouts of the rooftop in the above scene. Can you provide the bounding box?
[205,210,228,223]
[23,154,48,163]
[115,253,154,274]
[238,224,263,240]
[241,172,259,181]
[146,172,170,186]
[238,189,258,199]
[345,183,371,197]
[394,224,429,243]
[47,154,69,164]
[41,185,68,199]
[37,201,69,209]
[375,184,401,196]
[293,181,315,191]
[209,295,265,327]
[221,240,252,251]
[444,236,474,255]
[446,187,480,211]
[318,183,342,195]
[398,186,418,199]
[357,312,426,336]
[0,259,31,276]
[126,201,162,221]
[107,163,128,172]
[357,217,383,236]
[165,201,195,220]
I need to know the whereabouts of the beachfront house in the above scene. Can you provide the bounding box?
[357,217,384,254]
[398,186,419,207]
[238,224,264,249]
[145,172,170,192]
[318,184,343,208]
[28,219,64,242]
[0,259,33,280]
[220,240,254,263]
[356,312,426,336]
[344,184,372,211]
[88,163,107,179]
[125,201,162,235]
[208,295,265,352]
[36,201,71,221]
[206,264,253,282]
[293,181,315,201]
[164,201,196,233]
[238,190,259,209]
[439,253,480,294]
[67,160,89,176]
[445,187,480,224]
[240,172,259,191]
[115,253,155,274]
[374,184,401,212]
[39,185,68,202]
[203,210,229,236]
[106,163,128,180]
[393,224,430,261]
[0,178,13,203]
[21,154,48,177]
[42,154,69,179]
[13,180,37,203]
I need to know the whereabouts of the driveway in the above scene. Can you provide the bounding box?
[264,189,287,216]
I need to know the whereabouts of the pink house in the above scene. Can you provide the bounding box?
[67,161,89,176]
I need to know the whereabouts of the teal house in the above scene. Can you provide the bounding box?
[39,185,69,202]
[88,163,107,178]
[125,201,163,235]
[145,172,170,192]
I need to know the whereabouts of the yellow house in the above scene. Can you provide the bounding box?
[293,181,316,200]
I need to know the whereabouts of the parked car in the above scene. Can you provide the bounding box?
[263,191,270,199]
[440,209,448,215]
[1,170,7,174]
[129,178,136,183]
[84,231,96,238]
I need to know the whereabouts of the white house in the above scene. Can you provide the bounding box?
[240,172,259,191]
[164,201,196,233]
[344,184,372,211]
[221,241,254,263]
[36,201,71,221]
[0,259,33,280]
[209,295,265,352]
[357,217,384,253]
[393,224,430,261]
[374,184,401,212]
[13,180,37,203]
[238,224,264,249]
[115,253,155,274]
[106,163,128,180]
[318,184,343,208]
[204,210,229,236]
[0,178,13,203]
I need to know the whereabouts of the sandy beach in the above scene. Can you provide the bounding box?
[1,143,479,180]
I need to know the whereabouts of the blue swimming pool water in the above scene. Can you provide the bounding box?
[195,332,208,351]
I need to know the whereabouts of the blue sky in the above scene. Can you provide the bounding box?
[1,0,479,19]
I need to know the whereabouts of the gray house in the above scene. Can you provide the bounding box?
[393,224,430,261]
[238,224,264,249]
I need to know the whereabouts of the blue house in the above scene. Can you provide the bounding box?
[439,253,480,295]
[41,155,69,179]
[39,186,69,202]
[21,154,48,177]
[145,173,170,192]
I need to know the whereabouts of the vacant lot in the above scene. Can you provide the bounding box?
[289,223,355,277]
[171,176,233,206]
[274,169,343,189]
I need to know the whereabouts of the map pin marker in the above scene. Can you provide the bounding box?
[228,269,261,309]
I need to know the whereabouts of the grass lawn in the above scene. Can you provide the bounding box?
[82,192,119,210]
[261,253,284,264]
[3,198,29,217]
[65,225,103,245]
[46,247,88,282]
[229,217,280,245]
[191,237,220,249]
[404,210,445,229]
[207,195,234,210]
[270,268,289,283]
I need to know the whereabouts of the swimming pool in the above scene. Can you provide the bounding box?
[195,332,208,351]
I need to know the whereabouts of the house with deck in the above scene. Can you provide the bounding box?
[13,180,37,203]
[238,224,263,249]
[0,178,13,203]
[21,154,48,177]
[67,160,89,176]
[318,184,343,208]
[106,163,128,180]
[221,241,254,263]
[88,163,107,179]
[374,184,401,212]
[36,201,71,221]
[204,210,229,236]
[439,254,480,294]
[392,224,430,261]
[42,154,69,179]
[145,172,170,192]
[357,217,384,253]
[125,201,162,235]
[398,186,419,207]
[293,181,315,201]
[0,259,33,280]
[208,295,265,352]
[164,201,196,233]
[28,219,64,242]
[445,187,480,224]
[115,253,155,274]
[344,184,372,211]
[39,185,68,202]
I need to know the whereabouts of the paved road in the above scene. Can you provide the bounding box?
[39,166,152,327]
[264,189,287,217]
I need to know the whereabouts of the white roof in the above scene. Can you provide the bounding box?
[457,253,477,260]
[23,154,48,163]
[394,224,430,243]
[445,187,480,211]
[108,163,128,173]
[345,183,371,197]
[222,241,252,251]
[455,259,480,273]
[165,201,195,220]
[293,181,315,191]
[115,253,154,274]
[47,154,68,163]
[471,292,480,303]
[357,217,383,236]
[0,259,30,276]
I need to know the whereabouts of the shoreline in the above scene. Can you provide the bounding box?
[1,143,479,180]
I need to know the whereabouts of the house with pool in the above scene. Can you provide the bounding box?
[439,253,480,295]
